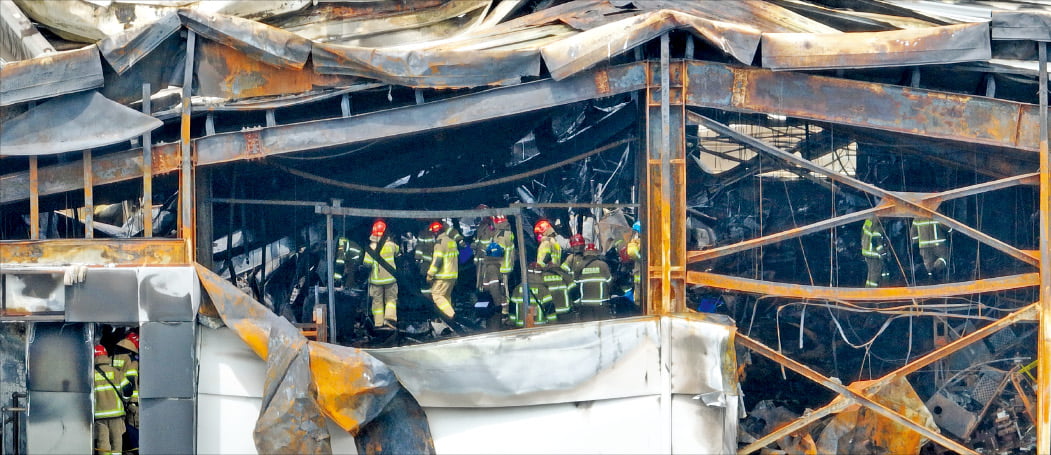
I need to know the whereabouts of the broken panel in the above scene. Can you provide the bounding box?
[139,398,195,455]
[25,391,92,455]
[66,268,139,323]
[2,272,64,315]
[139,321,195,398]
[139,267,198,322]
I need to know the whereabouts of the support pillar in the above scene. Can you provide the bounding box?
[180,30,196,258]
[643,34,687,314]
[1036,39,1050,455]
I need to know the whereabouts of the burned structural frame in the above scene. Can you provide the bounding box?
[1,23,1049,454]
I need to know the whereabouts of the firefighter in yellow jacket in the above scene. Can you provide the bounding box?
[94,344,129,455]
[111,332,139,429]
[575,243,613,321]
[334,236,363,288]
[427,220,458,320]
[478,215,516,322]
[363,219,400,328]
[534,219,562,267]
[910,217,950,280]
[509,263,554,327]
[861,217,889,287]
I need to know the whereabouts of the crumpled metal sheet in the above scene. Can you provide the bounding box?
[179,9,312,70]
[815,377,937,455]
[761,22,992,70]
[0,90,161,156]
[0,45,102,106]
[97,11,181,75]
[0,0,55,61]
[194,264,435,455]
[541,9,762,80]
[992,10,1051,40]
[312,43,541,88]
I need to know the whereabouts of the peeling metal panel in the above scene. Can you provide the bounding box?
[0,45,102,106]
[685,60,1046,152]
[66,268,139,323]
[195,38,354,100]
[666,313,737,396]
[366,317,661,407]
[992,11,1051,41]
[761,22,992,70]
[0,0,55,61]
[541,9,761,80]
[97,11,181,75]
[0,90,162,156]
[139,267,198,322]
[196,62,647,164]
[0,239,188,264]
[179,9,311,70]
[12,0,181,42]
[275,0,485,44]
[312,42,541,88]
[140,398,195,455]
[25,391,92,454]
[140,322,195,398]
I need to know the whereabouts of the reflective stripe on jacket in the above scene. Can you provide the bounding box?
[363,240,400,285]
[911,218,948,248]
[575,255,611,305]
[428,234,459,280]
[93,363,128,419]
[537,236,562,267]
[861,218,885,258]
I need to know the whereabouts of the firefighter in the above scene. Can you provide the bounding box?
[334,236,363,288]
[111,332,139,429]
[414,224,436,297]
[624,221,642,293]
[479,215,515,325]
[427,220,458,320]
[94,344,129,455]
[509,263,554,327]
[363,219,400,329]
[861,216,889,287]
[535,219,562,267]
[910,217,950,280]
[561,234,587,276]
[472,205,496,292]
[575,243,613,322]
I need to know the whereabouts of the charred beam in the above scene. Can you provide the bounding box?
[0,238,188,264]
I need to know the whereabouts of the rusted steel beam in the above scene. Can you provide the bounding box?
[0,239,187,264]
[686,60,1044,152]
[686,271,1039,301]
[1036,40,1051,454]
[142,83,153,238]
[739,303,1038,455]
[689,206,891,263]
[83,150,93,239]
[0,142,180,205]
[180,30,195,253]
[690,173,1038,263]
[29,156,38,239]
[195,62,648,165]
[737,333,978,455]
[693,114,1040,268]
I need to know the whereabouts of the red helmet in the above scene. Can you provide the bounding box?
[125,332,140,350]
[371,219,387,237]
[429,221,443,234]
[492,215,508,225]
[569,234,585,247]
[585,243,598,252]
[533,219,552,235]
[94,344,108,357]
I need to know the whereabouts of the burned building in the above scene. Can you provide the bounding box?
[1,0,1050,454]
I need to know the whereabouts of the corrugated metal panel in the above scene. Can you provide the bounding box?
[761,22,992,70]
[274,0,487,45]
[0,45,102,106]
[0,90,162,156]
[97,11,181,75]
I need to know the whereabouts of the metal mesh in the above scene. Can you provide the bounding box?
[972,369,1005,406]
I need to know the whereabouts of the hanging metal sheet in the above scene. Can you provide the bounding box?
[178,9,311,70]
[0,45,102,106]
[761,22,992,70]
[195,38,355,100]
[97,11,181,75]
[0,90,162,156]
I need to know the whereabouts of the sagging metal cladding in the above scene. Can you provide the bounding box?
[0,45,102,106]
[0,90,162,156]
[195,264,436,454]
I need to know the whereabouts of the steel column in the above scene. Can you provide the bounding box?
[644,35,687,315]
[326,199,339,342]
[142,83,153,238]
[83,150,93,238]
[514,209,533,327]
[180,30,196,255]
[29,156,38,239]
[1036,39,1050,455]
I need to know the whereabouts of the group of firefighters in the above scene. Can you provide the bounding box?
[93,331,139,455]
[331,214,643,332]
[862,216,951,287]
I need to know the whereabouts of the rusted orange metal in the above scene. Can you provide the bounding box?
[1036,40,1050,454]
[0,238,188,264]
[29,156,38,239]
[687,271,1039,301]
[83,149,93,239]
[737,333,978,455]
[195,38,354,100]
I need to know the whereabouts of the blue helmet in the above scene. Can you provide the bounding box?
[485,241,505,257]
[632,221,641,233]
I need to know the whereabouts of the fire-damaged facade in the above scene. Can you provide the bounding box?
[1,0,1050,454]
